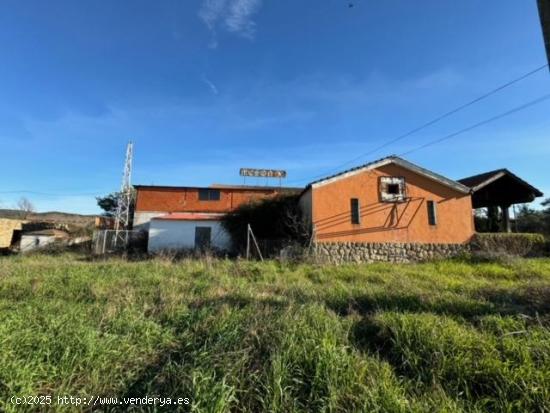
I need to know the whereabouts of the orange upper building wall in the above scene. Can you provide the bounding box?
[135,186,288,213]
[309,163,475,244]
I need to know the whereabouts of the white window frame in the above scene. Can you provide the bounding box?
[379,176,407,203]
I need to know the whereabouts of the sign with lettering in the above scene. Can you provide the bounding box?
[239,168,287,178]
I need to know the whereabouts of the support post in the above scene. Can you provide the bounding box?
[512,204,519,232]
[487,206,500,232]
[102,230,108,254]
[246,224,251,260]
[249,226,264,262]
[307,225,316,252]
[94,231,100,254]
[501,205,511,233]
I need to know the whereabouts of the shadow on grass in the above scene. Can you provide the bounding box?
[115,295,284,412]
[116,347,192,412]
[112,285,550,412]
[325,292,497,319]
[188,294,292,312]
[475,285,550,316]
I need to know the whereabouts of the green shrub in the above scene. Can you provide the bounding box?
[221,194,310,254]
[471,233,545,258]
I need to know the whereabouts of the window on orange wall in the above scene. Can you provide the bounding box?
[198,189,221,201]
[427,200,437,226]
[380,177,406,202]
[387,183,400,195]
[350,198,360,224]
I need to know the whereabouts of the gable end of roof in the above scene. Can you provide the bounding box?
[307,156,471,194]
[458,169,543,197]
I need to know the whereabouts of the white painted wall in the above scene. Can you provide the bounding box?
[133,211,166,230]
[20,235,59,253]
[148,219,232,253]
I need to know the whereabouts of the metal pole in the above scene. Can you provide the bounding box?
[94,232,100,254]
[246,224,250,260]
[308,225,316,251]
[512,204,518,232]
[249,225,264,262]
[102,230,108,254]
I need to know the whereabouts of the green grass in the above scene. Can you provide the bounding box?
[0,255,549,412]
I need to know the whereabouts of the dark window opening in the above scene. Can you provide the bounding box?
[427,200,437,226]
[351,198,360,224]
[195,226,212,249]
[387,184,400,195]
[198,189,221,201]
[380,177,406,202]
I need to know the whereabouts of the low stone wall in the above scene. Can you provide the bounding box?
[312,242,469,264]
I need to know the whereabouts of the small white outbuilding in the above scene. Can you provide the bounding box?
[20,229,70,253]
[147,213,231,253]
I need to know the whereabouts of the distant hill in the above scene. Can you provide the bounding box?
[0,209,96,225]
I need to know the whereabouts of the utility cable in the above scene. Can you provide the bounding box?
[287,63,549,184]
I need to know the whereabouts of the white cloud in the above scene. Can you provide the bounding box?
[198,0,227,30]
[224,0,261,38]
[201,75,219,95]
[198,0,262,46]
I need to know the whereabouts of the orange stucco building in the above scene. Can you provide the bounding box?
[134,184,301,230]
[300,156,475,244]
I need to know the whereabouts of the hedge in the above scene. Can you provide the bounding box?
[471,233,546,257]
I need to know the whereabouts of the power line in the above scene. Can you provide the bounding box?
[287,63,549,184]
[399,93,550,156]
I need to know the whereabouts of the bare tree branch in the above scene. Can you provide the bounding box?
[17,197,35,219]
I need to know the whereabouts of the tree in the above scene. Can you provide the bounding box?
[515,199,550,237]
[96,190,136,223]
[474,207,500,232]
[96,192,119,217]
[17,197,35,219]
[541,198,550,235]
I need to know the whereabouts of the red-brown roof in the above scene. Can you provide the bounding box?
[152,213,225,221]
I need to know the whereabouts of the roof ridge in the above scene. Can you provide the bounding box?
[306,155,470,194]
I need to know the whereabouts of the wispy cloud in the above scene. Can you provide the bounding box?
[199,0,262,47]
[201,75,219,95]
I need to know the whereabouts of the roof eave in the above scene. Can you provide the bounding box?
[464,169,544,198]
[309,156,470,194]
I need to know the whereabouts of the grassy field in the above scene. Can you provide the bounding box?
[0,254,549,412]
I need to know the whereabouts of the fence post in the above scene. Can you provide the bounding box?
[308,225,316,251]
[246,224,251,260]
[93,231,99,254]
[102,230,108,254]
[248,225,264,262]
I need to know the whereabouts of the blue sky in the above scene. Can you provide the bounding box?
[0,0,549,214]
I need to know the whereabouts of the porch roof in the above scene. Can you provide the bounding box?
[458,169,543,208]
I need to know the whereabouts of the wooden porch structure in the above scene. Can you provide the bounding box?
[459,169,543,232]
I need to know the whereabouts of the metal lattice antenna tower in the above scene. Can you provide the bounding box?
[114,141,134,247]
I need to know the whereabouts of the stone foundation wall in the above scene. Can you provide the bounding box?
[312,242,469,264]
